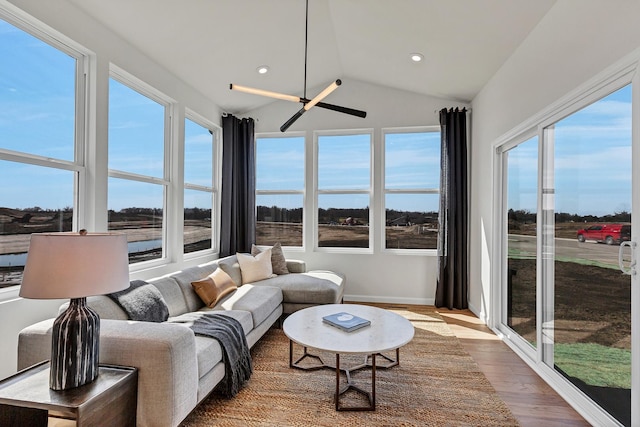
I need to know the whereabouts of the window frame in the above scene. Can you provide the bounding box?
[382,126,441,254]
[183,109,220,258]
[0,10,89,297]
[314,128,374,253]
[255,131,306,249]
[107,66,174,269]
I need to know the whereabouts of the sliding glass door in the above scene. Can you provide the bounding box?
[499,82,636,426]
[545,84,632,426]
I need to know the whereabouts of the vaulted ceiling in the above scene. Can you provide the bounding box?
[66,0,557,114]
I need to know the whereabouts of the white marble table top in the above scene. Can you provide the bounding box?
[283,304,414,354]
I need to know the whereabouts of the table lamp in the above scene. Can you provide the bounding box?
[19,230,130,391]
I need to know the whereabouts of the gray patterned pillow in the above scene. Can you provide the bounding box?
[251,242,289,275]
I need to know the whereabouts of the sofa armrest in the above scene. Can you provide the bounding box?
[286,259,306,273]
[18,318,198,427]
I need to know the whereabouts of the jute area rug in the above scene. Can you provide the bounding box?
[181,306,519,426]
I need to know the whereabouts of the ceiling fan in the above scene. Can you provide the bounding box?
[229,0,366,132]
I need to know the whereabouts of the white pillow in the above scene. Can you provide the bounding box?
[236,249,273,283]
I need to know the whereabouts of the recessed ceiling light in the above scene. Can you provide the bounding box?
[256,65,269,74]
[410,53,423,63]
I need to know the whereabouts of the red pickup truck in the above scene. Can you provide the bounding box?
[576,224,631,245]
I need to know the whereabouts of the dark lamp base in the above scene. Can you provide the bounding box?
[50,297,100,391]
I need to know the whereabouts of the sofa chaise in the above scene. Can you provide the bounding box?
[17,254,345,427]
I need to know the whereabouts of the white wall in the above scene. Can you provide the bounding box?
[246,80,467,304]
[0,0,222,379]
[470,0,640,322]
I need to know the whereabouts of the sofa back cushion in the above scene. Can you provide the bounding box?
[218,255,243,286]
[148,276,191,316]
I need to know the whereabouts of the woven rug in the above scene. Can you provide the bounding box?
[181,307,519,426]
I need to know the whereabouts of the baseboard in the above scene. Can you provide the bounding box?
[343,294,434,306]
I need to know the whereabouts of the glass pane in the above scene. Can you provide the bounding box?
[549,85,631,426]
[184,118,213,187]
[0,161,74,288]
[0,19,76,160]
[256,194,303,246]
[385,131,440,189]
[108,78,165,177]
[505,136,538,346]
[108,177,164,264]
[385,194,438,249]
[318,194,369,248]
[256,136,304,191]
[318,134,370,190]
[184,189,212,254]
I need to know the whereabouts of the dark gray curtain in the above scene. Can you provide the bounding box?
[435,108,468,309]
[219,115,255,257]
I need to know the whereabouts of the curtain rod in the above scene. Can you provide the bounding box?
[434,107,471,114]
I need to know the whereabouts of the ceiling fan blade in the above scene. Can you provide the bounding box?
[230,84,300,103]
[312,101,367,118]
[280,108,306,132]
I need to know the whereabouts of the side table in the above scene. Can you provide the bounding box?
[0,361,137,426]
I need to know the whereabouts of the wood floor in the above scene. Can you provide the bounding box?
[436,308,591,427]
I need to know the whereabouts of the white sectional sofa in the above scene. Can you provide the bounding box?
[17,254,345,427]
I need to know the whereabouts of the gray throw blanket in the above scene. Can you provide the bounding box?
[107,280,169,322]
[189,313,252,397]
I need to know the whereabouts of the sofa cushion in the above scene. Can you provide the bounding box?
[191,268,237,307]
[218,255,243,287]
[169,265,219,312]
[250,271,344,305]
[215,285,282,328]
[168,310,253,379]
[237,250,273,283]
[147,276,189,317]
[251,242,289,275]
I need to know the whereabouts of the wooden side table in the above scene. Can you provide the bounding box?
[0,361,137,426]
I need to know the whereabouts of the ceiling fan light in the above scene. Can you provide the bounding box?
[303,79,341,111]
[230,84,300,103]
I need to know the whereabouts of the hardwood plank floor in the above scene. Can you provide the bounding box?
[436,308,591,427]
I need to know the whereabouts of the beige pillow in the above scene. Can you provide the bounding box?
[191,268,237,307]
[251,242,289,275]
[236,249,273,283]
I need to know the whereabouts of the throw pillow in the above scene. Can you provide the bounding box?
[191,268,238,308]
[251,242,289,275]
[236,249,273,283]
[108,280,170,322]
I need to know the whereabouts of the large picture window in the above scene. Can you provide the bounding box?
[383,129,440,250]
[316,131,372,249]
[108,74,169,264]
[255,134,304,247]
[0,17,83,288]
[184,115,217,255]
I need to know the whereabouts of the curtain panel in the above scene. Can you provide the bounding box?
[435,108,469,309]
[219,115,256,257]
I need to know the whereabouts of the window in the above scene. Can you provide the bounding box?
[384,129,440,250]
[316,131,372,249]
[184,115,217,255]
[255,134,304,246]
[0,17,84,289]
[108,74,169,264]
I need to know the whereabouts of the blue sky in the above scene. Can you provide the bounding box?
[0,18,634,218]
[508,85,632,217]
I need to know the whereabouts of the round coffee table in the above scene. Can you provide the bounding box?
[283,304,414,411]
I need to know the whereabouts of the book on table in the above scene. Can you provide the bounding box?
[322,312,371,332]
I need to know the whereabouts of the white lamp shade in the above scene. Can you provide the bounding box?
[19,232,130,299]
